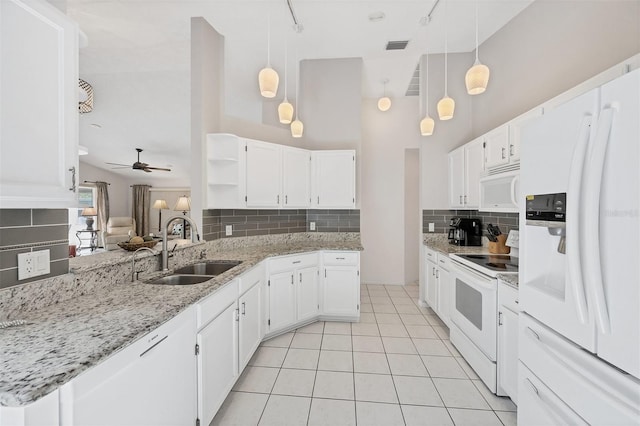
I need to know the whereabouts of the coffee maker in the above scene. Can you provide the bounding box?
[448,217,482,246]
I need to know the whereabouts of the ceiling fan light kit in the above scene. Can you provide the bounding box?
[106,148,171,173]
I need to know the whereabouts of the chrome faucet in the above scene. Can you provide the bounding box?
[131,247,156,282]
[161,215,200,271]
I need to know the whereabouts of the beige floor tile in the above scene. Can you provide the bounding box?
[318,350,353,372]
[249,347,288,368]
[395,304,421,314]
[443,339,461,357]
[434,326,451,340]
[258,395,311,426]
[260,332,294,348]
[386,353,428,376]
[359,312,377,323]
[422,356,468,379]
[290,332,323,350]
[323,321,352,335]
[400,314,429,325]
[393,375,444,406]
[211,391,269,426]
[374,313,403,324]
[378,324,409,337]
[446,408,503,426]
[282,348,320,370]
[370,296,394,305]
[355,401,404,426]
[414,339,452,356]
[353,352,391,374]
[495,410,518,426]
[401,405,454,426]
[360,304,374,313]
[372,304,397,314]
[352,335,385,353]
[354,373,398,403]
[456,357,480,380]
[382,336,418,354]
[271,368,316,397]
[232,366,279,393]
[472,380,517,411]
[351,322,380,336]
[296,321,325,334]
[432,378,491,410]
[308,398,356,426]
[313,370,355,400]
[406,324,438,339]
[321,334,353,351]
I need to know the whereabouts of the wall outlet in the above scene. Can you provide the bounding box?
[18,249,50,280]
[309,221,316,231]
[428,223,435,232]
[225,225,233,236]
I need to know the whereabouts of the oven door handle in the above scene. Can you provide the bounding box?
[452,262,496,290]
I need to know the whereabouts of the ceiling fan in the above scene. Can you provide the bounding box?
[106,148,171,173]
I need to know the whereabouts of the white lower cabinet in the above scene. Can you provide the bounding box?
[497,281,519,403]
[423,247,452,327]
[321,252,360,319]
[59,307,197,426]
[0,390,59,426]
[297,266,320,322]
[268,270,298,332]
[238,265,265,372]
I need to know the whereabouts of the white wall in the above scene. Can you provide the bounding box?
[78,161,130,216]
[360,97,421,285]
[404,149,420,285]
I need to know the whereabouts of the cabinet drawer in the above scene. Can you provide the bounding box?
[498,280,519,312]
[425,247,438,263]
[322,251,359,266]
[197,279,239,329]
[436,253,451,270]
[239,262,265,295]
[269,253,318,274]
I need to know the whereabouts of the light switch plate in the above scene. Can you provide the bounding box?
[225,225,233,236]
[18,249,50,280]
[428,223,435,232]
[310,222,316,231]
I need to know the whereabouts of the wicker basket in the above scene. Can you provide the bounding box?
[117,240,159,251]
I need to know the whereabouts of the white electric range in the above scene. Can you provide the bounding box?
[448,238,518,394]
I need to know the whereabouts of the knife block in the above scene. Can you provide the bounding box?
[488,234,510,254]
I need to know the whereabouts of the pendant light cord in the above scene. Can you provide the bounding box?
[426,52,430,116]
[444,0,448,96]
[475,0,479,62]
[284,42,288,99]
[295,39,299,120]
[267,13,271,67]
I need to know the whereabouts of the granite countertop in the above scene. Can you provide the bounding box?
[0,240,363,407]
[497,273,519,288]
[422,233,491,255]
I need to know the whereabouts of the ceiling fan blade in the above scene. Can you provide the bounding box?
[145,166,172,171]
[142,168,152,173]
[106,162,130,167]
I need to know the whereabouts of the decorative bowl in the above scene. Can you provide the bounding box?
[117,240,159,251]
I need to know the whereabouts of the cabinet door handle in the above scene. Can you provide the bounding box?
[292,260,301,264]
[464,195,467,204]
[509,144,514,156]
[515,299,519,304]
[435,270,439,279]
[241,302,246,315]
[299,273,302,282]
[317,196,320,204]
[498,311,503,326]
[501,147,506,159]
[277,194,280,204]
[68,166,76,192]
[432,267,435,276]
[285,195,288,204]
[291,275,294,284]
[139,335,168,357]
[459,195,463,204]
[336,257,345,260]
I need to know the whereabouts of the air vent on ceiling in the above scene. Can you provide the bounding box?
[405,62,420,97]
[386,40,409,50]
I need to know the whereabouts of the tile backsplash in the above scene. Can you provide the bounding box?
[422,209,519,236]
[202,209,360,241]
[0,209,69,289]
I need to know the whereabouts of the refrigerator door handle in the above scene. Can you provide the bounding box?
[583,106,616,334]
[566,116,593,325]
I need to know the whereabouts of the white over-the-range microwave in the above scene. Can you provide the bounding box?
[479,165,520,213]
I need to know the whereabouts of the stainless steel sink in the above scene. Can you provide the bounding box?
[146,274,214,285]
[173,260,242,276]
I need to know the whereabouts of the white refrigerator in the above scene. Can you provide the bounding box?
[518,68,640,425]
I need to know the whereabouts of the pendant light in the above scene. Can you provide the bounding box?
[420,52,435,136]
[290,57,303,138]
[465,0,490,95]
[377,79,391,111]
[437,0,455,120]
[278,42,294,124]
[258,14,279,98]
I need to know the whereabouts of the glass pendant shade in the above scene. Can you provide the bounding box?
[437,96,455,121]
[377,96,391,112]
[278,100,294,124]
[420,115,435,136]
[258,67,279,98]
[291,119,304,138]
[465,60,490,95]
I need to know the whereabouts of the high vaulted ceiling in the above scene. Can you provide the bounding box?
[67,0,533,183]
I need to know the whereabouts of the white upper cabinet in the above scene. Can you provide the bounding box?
[205,134,246,209]
[508,107,543,163]
[282,146,311,208]
[0,0,79,208]
[312,150,356,209]
[246,140,282,208]
[484,125,510,169]
[448,138,484,209]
